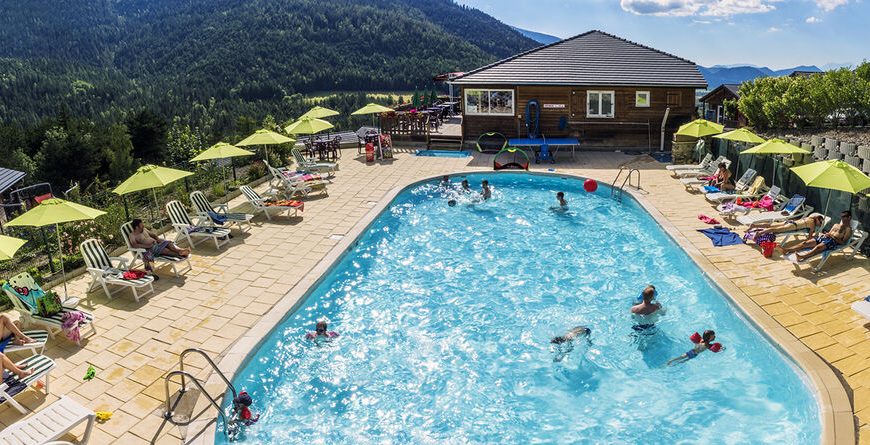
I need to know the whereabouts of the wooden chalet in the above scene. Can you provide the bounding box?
[700,84,744,127]
[451,30,707,150]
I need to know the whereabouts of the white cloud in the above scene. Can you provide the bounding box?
[620,0,777,17]
[815,0,848,11]
[767,26,782,32]
[805,16,822,23]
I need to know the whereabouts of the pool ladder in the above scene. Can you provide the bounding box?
[610,167,641,202]
[151,348,237,444]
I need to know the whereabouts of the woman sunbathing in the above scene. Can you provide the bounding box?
[704,163,734,191]
[1,352,32,378]
[751,214,824,236]
[0,314,35,348]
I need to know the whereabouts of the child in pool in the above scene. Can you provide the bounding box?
[461,179,471,193]
[667,330,723,366]
[305,320,339,340]
[481,180,492,200]
[556,192,568,209]
[440,175,450,189]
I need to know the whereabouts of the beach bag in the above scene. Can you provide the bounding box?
[35,291,63,318]
[760,241,777,258]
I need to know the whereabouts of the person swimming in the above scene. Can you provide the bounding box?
[556,192,568,209]
[448,199,457,207]
[667,330,723,366]
[481,180,492,200]
[551,326,591,362]
[630,285,664,331]
[461,179,471,193]
[440,175,450,189]
[305,320,339,341]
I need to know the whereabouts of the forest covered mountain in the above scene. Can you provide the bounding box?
[0,0,537,126]
[699,64,823,89]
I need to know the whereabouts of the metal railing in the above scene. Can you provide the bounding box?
[610,167,641,202]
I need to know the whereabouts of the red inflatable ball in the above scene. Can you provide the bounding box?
[583,179,598,193]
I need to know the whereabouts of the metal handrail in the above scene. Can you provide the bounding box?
[155,370,229,444]
[612,168,641,202]
[178,348,237,400]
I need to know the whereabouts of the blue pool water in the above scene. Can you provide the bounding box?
[415,149,470,158]
[218,173,819,444]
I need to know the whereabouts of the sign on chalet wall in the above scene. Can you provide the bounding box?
[543,103,566,109]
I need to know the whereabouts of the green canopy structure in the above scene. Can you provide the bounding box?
[713,128,766,175]
[6,198,106,300]
[741,139,811,188]
[190,142,254,162]
[236,129,296,164]
[301,106,339,119]
[790,160,870,216]
[113,164,194,221]
[675,119,724,138]
[0,234,26,261]
[351,103,395,131]
[284,117,334,135]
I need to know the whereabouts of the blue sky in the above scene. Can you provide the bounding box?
[455,0,869,69]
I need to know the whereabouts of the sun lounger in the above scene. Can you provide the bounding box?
[779,215,832,244]
[698,168,757,196]
[736,194,811,226]
[2,273,96,344]
[0,353,56,414]
[0,394,95,444]
[790,220,867,272]
[292,147,336,178]
[240,185,303,220]
[1,329,48,356]
[120,221,191,277]
[707,176,765,203]
[851,297,870,323]
[166,200,232,250]
[263,161,313,198]
[189,191,253,233]
[717,185,781,215]
[672,156,727,178]
[666,153,713,171]
[679,159,732,187]
[80,239,155,302]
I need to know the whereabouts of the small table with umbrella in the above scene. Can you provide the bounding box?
[351,103,394,160]
[285,117,336,162]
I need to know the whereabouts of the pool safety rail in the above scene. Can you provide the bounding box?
[610,167,641,202]
[152,348,237,444]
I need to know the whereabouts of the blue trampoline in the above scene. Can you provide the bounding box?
[508,137,580,163]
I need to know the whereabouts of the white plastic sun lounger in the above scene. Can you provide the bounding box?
[121,221,192,277]
[672,156,727,178]
[706,176,765,203]
[791,221,867,272]
[0,354,56,414]
[717,185,781,216]
[80,239,155,302]
[679,159,732,187]
[166,200,232,250]
[666,153,713,171]
[696,168,756,195]
[851,296,870,322]
[240,185,303,220]
[0,395,95,444]
[190,190,253,233]
[292,147,336,178]
[2,273,96,345]
[736,195,810,226]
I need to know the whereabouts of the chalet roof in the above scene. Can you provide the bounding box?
[0,167,25,195]
[700,83,740,102]
[452,30,707,88]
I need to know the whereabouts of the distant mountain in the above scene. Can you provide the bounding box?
[700,64,823,90]
[511,26,560,45]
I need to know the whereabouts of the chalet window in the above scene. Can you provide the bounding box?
[464,89,514,116]
[667,92,681,106]
[636,91,650,107]
[587,91,615,118]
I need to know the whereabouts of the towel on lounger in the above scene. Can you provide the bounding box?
[698,227,743,247]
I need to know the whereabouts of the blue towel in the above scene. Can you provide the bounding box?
[703,185,720,193]
[0,335,12,353]
[207,211,228,225]
[698,227,744,247]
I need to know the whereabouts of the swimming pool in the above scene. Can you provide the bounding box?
[415,149,471,158]
[217,173,820,444]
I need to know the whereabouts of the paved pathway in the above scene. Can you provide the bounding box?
[1,149,868,444]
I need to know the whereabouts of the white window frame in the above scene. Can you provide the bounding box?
[635,91,650,108]
[464,89,515,116]
[587,90,615,118]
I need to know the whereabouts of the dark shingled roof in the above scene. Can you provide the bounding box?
[453,30,707,88]
[700,83,740,102]
[0,167,25,194]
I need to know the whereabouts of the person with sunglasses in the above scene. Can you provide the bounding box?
[784,210,853,263]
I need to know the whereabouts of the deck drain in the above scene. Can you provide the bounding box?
[366,201,378,208]
[329,234,345,240]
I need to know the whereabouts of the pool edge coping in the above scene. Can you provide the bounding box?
[201,170,853,445]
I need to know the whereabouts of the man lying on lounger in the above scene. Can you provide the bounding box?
[129,218,190,276]
[783,210,852,263]
[752,213,825,237]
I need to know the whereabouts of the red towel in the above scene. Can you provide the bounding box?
[698,214,720,225]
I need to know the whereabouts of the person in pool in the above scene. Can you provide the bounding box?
[630,285,664,333]
[551,326,591,362]
[440,175,450,189]
[667,330,722,366]
[481,180,492,200]
[461,179,472,193]
[556,192,568,209]
[782,210,853,263]
[305,320,339,340]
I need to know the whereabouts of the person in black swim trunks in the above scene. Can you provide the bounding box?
[783,210,853,263]
[630,285,664,332]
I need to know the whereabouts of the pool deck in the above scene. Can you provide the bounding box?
[1,149,867,444]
